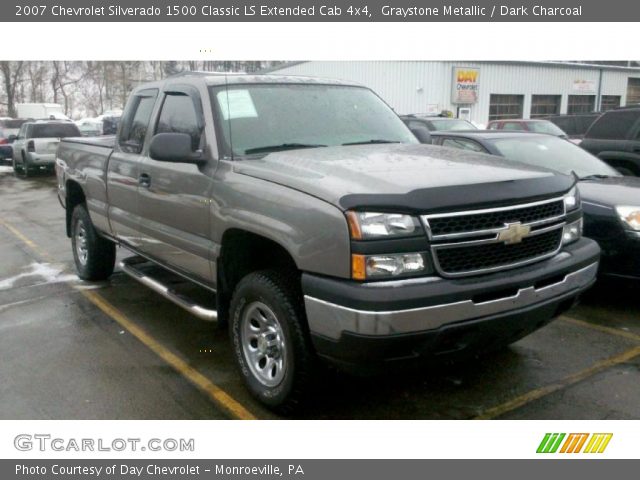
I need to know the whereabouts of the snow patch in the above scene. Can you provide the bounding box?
[0,165,14,174]
[0,262,78,290]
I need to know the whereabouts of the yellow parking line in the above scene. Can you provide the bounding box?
[83,290,256,420]
[561,315,640,344]
[0,221,50,259]
[474,345,640,419]
[1,219,257,420]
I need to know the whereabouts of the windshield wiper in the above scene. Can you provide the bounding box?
[579,174,611,181]
[342,139,400,146]
[243,143,327,155]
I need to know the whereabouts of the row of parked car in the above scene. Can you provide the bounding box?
[401,107,640,176]
[1,114,121,176]
[400,106,640,281]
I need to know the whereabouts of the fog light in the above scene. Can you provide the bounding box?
[562,219,583,245]
[365,253,426,278]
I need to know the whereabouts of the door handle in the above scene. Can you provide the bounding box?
[139,173,151,188]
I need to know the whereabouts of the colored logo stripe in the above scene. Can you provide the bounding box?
[537,433,566,453]
[583,433,613,453]
[560,433,589,453]
[537,433,613,453]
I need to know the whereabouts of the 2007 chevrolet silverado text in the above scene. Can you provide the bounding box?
[56,73,600,412]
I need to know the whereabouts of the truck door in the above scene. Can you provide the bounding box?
[136,85,215,284]
[106,88,158,244]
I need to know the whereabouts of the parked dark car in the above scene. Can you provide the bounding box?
[101,115,121,135]
[400,115,477,132]
[580,106,640,176]
[0,119,27,162]
[431,130,640,279]
[542,113,601,140]
[487,119,568,138]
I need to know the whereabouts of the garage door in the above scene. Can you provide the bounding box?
[627,78,640,105]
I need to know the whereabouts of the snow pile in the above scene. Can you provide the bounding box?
[0,262,78,290]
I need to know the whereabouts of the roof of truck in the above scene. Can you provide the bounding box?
[141,72,364,89]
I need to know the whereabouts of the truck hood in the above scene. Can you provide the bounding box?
[233,144,574,213]
[579,176,640,208]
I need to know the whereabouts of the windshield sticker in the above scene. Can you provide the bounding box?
[217,90,258,120]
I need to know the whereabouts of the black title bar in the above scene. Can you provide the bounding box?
[7,0,640,21]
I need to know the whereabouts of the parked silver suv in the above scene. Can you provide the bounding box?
[13,120,80,176]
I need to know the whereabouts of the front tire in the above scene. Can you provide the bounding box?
[229,270,314,414]
[71,204,116,281]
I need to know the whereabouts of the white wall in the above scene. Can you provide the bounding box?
[271,61,639,124]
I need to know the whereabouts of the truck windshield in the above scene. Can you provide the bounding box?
[210,84,417,157]
[32,123,81,138]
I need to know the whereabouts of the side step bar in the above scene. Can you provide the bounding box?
[119,257,218,322]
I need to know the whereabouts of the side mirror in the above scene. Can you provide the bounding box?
[149,133,204,164]
[7,135,17,143]
[411,127,432,144]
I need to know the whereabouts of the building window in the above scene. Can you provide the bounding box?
[489,94,524,121]
[627,78,640,105]
[567,95,595,114]
[530,95,561,118]
[600,95,621,111]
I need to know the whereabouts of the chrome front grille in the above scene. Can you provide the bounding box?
[422,197,566,277]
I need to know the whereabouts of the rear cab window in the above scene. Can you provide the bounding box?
[118,88,159,153]
[31,123,80,138]
[502,122,524,131]
[441,137,486,153]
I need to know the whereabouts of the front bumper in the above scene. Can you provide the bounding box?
[302,237,600,368]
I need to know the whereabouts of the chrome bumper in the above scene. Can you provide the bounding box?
[304,262,598,340]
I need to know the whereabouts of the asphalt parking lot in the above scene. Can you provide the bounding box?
[1,167,640,420]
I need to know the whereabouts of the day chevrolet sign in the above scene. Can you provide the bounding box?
[452,66,479,104]
[537,433,613,454]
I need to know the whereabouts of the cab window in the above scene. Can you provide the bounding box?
[502,122,524,131]
[118,89,158,154]
[155,93,203,151]
[441,138,486,153]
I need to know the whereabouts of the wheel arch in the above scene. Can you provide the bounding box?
[216,228,300,324]
[65,179,86,237]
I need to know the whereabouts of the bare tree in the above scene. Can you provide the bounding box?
[0,61,24,117]
[0,60,284,118]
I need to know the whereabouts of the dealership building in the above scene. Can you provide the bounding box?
[267,61,640,125]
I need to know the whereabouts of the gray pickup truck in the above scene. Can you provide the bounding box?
[56,73,600,412]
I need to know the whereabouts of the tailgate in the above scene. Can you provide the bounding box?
[34,138,59,154]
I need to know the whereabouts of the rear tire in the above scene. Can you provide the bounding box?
[71,204,116,281]
[12,157,21,175]
[21,152,30,178]
[229,270,314,414]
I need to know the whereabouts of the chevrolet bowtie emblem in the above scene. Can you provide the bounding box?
[497,222,531,245]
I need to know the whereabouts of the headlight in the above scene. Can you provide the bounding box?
[351,252,430,280]
[346,211,422,239]
[562,218,583,245]
[563,186,580,211]
[615,206,640,231]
